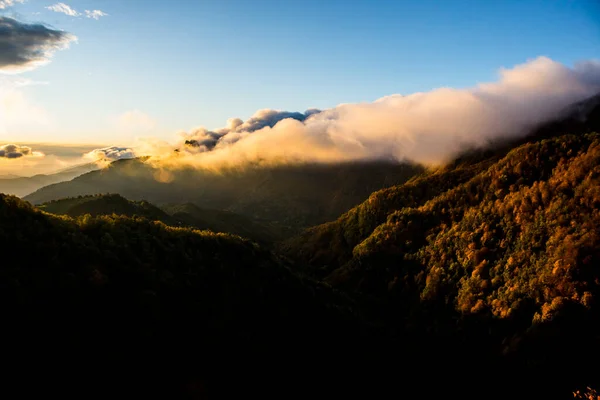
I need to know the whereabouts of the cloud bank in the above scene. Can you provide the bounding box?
[0,144,43,159]
[0,0,25,10]
[140,57,600,169]
[0,16,77,73]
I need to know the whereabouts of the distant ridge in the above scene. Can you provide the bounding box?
[24,160,423,235]
[0,162,99,197]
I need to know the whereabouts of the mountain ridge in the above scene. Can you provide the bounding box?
[24,160,423,235]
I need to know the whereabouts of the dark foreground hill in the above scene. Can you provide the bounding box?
[23,160,423,235]
[1,190,579,400]
[0,194,377,398]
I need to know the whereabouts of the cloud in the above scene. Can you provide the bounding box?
[116,110,157,133]
[0,144,43,159]
[180,109,320,151]
[45,3,108,20]
[139,57,600,169]
[84,146,136,163]
[85,10,108,20]
[0,143,104,177]
[0,16,77,73]
[46,3,79,17]
[0,0,25,10]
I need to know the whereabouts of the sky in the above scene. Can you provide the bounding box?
[0,0,599,175]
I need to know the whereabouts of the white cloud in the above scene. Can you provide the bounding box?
[46,2,80,17]
[116,110,157,133]
[0,0,25,10]
[85,10,108,20]
[44,4,108,20]
[84,146,136,166]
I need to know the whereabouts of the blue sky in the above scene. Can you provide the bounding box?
[1,0,599,144]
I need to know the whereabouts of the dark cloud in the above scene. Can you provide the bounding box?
[0,144,42,159]
[181,109,321,151]
[0,17,77,73]
[239,109,317,132]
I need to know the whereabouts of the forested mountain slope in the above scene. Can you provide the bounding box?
[279,96,600,398]
[281,93,600,274]
[0,194,372,398]
[38,193,177,223]
[4,94,600,399]
[162,202,279,243]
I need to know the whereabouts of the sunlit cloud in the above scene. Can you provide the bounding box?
[0,143,103,178]
[84,146,136,164]
[0,144,43,159]
[0,16,77,73]
[137,57,600,170]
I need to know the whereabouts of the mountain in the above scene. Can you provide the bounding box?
[280,94,600,397]
[38,194,279,243]
[23,161,423,235]
[281,93,600,275]
[162,202,279,243]
[6,94,600,398]
[38,193,178,224]
[0,162,99,197]
[0,193,373,398]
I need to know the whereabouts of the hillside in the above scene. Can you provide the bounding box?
[0,162,98,197]
[38,194,280,243]
[0,194,376,398]
[162,202,279,243]
[280,96,600,398]
[38,193,178,224]
[282,93,600,274]
[7,95,600,399]
[23,160,423,235]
